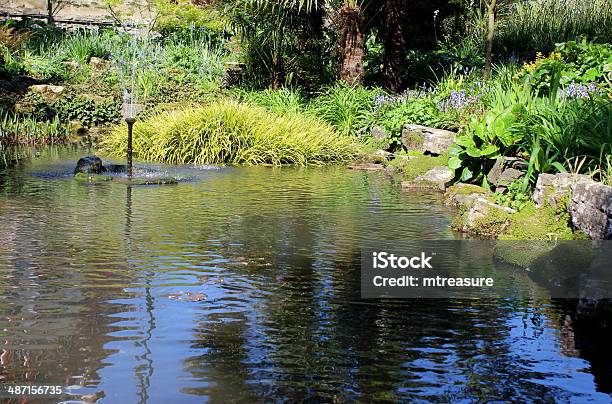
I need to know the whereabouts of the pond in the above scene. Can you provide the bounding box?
[0,147,611,402]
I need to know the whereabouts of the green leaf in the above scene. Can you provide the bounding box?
[448,156,462,170]
[552,162,567,173]
[481,144,500,157]
[460,167,473,181]
[466,146,483,157]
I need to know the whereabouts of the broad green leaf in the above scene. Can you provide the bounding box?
[448,156,462,170]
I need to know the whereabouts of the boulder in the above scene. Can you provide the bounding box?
[533,173,589,209]
[401,166,453,191]
[453,196,515,237]
[487,157,527,189]
[401,124,456,155]
[89,57,108,69]
[443,183,490,207]
[74,156,105,175]
[28,84,65,101]
[570,180,612,240]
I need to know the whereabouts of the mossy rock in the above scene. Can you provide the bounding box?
[389,152,449,180]
[74,172,113,183]
[451,197,513,237]
[499,201,575,240]
[443,183,490,207]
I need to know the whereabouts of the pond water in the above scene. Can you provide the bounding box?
[0,147,611,402]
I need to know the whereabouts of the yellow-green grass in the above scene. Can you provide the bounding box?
[101,100,360,166]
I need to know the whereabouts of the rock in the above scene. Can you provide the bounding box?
[443,183,490,207]
[28,84,65,101]
[570,180,612,240]
[74,156,105,175]
[372,126,387,140]
[533,173,589,209]
[374,149,393,160]
[401,124,456,155]
[497,168,524,187]
[62,60,80,70]
[453,196,515,237]
[401,166,453,191]
[89,57,108,69]
[487,157,527,189]
[347,163,386,171]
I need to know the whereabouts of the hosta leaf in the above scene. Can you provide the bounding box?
[460,167,473,181]
[466,146,483,157]
[448,156,462,170]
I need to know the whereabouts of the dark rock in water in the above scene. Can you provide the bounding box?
[74,156,105,175]
[105,164,127,173]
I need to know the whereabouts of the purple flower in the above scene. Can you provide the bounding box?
[560,81,601,100]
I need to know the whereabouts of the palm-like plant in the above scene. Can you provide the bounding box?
[228,0,367,87]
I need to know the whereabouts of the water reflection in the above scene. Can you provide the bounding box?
[0,148,610,402]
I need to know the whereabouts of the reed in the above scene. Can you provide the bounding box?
[101,100,359,166]
[0,114,69,146]
[496,0,612,57]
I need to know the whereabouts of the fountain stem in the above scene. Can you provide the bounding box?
[126,117,135,178]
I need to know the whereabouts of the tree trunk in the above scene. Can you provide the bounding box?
[483,0,497,80]
[382,0,407,93]
[47,0,54,25]
[339,3,365,86]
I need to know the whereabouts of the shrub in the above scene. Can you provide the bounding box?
[101,100,359,165]
[310,83,379,137]
[237,88,307,116]
[52,29,120,64]
[155,0,226,44]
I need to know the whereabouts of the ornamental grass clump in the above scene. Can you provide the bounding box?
[101,100,359,166]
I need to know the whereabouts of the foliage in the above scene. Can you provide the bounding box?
[448,103,526,185]
[517,40,612,95]
[0,113,69,146]
[22,93,121,127]
[0,25,31,50]
[495,0,612,58]
[155,0,227,43]
[449,48,612,187]
[102,100,359,165]
[0,43,26,77]
[223,0,332,89]
[51,29,120,64]
[237,87,307,115]
[493,180,530,211]
[310,83,378,137]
